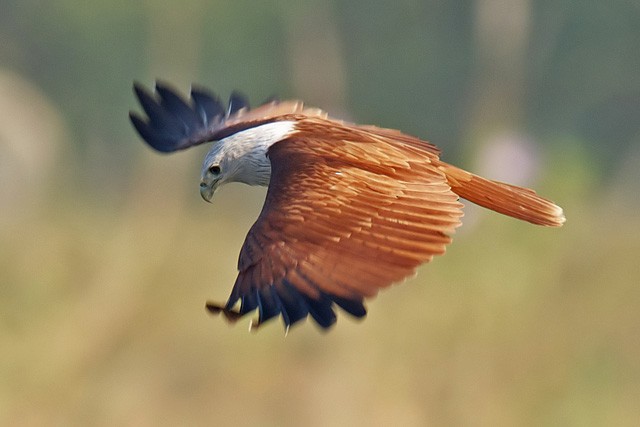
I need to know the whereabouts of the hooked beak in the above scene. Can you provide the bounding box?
[200,180,216,203]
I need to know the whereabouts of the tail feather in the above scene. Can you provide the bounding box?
[438,163,565,227]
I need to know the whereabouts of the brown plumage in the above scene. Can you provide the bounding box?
[130,81,565,331]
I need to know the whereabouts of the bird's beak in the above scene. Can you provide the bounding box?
[200,181,215,203]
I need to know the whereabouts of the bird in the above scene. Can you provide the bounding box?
[129,81,565,331]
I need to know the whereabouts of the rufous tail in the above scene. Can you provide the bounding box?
[438,163,565,227]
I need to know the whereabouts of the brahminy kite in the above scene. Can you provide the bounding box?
[129,81,565,331]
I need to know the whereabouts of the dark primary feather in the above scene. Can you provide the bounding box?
[129,81,244,152]
[130,81,330,155]
[191,86,225,124]
[155,82,202,131]
[228,91,250,115]
[207,286,365,330]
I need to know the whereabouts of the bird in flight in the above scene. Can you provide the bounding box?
[130,81,565,331]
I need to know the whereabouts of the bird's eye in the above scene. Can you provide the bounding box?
[208,165,221,175]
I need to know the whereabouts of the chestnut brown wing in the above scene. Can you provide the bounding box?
[207,120,463,330]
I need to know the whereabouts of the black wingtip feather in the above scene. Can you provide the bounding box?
[154,81,201,130]
[333,296,367,318]
[277,281,310,327]
[208,286,364,331]
[130,80,251,153]
[191,86,224,126]
[257,287,284,325]
[306,294,338,329]
[205,301,244,323]
[240,291,259,315]
[228,91,249,115]
[131,83,187,147]
[129,112,175,153]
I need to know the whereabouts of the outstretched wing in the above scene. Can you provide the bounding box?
[207,118,464,330]
[129,81,327,152]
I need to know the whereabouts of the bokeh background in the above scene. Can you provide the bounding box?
[2,1,640,426]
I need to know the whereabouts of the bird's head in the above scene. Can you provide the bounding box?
[199,161,223,203]
[199,121,295,202]
[129,81,321,203]
[199,143,235,203]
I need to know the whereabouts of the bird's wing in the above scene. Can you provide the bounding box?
[207,119,464,330]
[129,81,326,153]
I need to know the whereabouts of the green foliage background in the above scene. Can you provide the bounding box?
[1,1,639,425]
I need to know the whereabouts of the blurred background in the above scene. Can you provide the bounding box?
[2,0,639,425]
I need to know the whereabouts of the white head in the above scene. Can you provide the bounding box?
[199,120,296,202]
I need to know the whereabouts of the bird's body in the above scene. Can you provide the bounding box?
[130,81,565,331]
